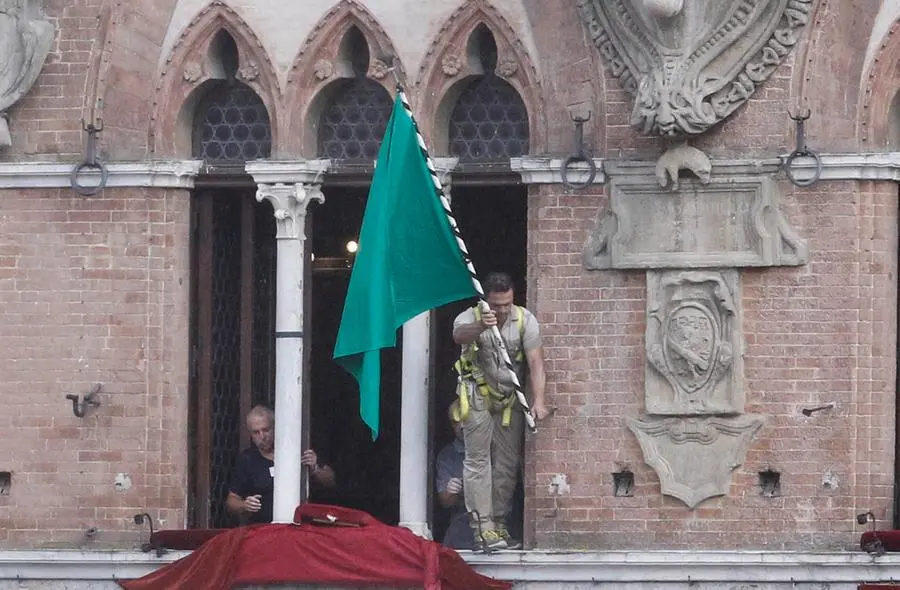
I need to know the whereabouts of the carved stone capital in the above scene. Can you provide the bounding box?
[256,183,324,240]
[577,0,815,137]
[627,414,765,508]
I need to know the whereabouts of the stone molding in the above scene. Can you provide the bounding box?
[3,549,900,584]
[0,160,203,190]
[510,156,606,185]
[247,161,330,241]
[576,0,815,137]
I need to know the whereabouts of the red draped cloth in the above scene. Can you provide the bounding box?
[120,504,511,590]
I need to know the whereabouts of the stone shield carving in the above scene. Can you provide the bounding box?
[576,0,815,136]
[646,270,742,415]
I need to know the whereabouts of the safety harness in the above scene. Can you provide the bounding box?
[453,305,525,427]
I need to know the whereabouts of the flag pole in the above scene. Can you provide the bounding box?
[388,74,536,433]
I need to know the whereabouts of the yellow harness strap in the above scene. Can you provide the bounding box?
[454,305,525,426]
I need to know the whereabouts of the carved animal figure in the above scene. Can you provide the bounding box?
[0,0,54,147]
[654,143,712,191]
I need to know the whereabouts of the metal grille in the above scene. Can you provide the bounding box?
[252,201,276,408]
[209,198,243,528]
[194,83,272,162]
[317,78,393,160]
[449,76,529,161]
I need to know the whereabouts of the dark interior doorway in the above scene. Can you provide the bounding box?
[430,184,528,543]
[189,189,277,529]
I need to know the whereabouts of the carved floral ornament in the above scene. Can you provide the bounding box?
[576,0,815,137]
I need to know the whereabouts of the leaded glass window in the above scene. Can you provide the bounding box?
[193,83,272,162]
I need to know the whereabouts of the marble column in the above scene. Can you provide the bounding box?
[398,158,458,538]
[248,160,328,523]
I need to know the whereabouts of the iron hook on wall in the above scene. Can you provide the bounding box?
[560,111,597,190]
[65,383,102,418]
[782,107,822,187]
[71,118,108,196]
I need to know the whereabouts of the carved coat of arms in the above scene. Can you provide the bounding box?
[577,0,814,137]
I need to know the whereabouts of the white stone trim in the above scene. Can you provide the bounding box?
[245,159,330,185]
[3,549,900,583]
[465,550,900,583]
[511,156,607,185]
[0,161,203,189]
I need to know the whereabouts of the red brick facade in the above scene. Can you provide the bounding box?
[1,0,898,552]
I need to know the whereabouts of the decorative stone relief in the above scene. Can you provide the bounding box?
[256,182,325,240]
[441,54,462,77]
[237,62,259,82]
[369,58,389,80]
[583,161,808,269]
[0,0,54,147]
[496,58,518,78]
[314,59,334,81]
[627,414,765,508]
[182,62,202,83]
[576,0,815,137]
[646,270,741,415]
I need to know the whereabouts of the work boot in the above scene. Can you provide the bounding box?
[474,528,507,551]
[495,524,522,550]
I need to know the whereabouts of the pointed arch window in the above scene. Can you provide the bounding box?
[317,27,393,161]
[192,30,272,162]
[449,25,529,161]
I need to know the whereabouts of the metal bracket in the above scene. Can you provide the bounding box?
[560,112,597,190]
[134,512,167,557]
[71,119,108,196]
[65,383,101,418]
[783,108,821,187]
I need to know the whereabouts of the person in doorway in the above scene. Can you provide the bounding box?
[435,400,473,550]
[452,271,548,551]
[226,405,336,524]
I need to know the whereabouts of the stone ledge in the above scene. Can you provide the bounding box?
[0,161,202,190]
[2,549,899,583]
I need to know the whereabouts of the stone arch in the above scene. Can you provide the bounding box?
[150,1,281,158]
[860,18,900,148]
[283,0,405,156]
[415,0,544,156]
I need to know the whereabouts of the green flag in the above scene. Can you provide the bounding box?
[333,95,476,439]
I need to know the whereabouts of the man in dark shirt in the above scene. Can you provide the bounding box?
[435,401,473,549]
[226,405,336,524]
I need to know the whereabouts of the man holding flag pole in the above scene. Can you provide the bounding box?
[332,75,549,550]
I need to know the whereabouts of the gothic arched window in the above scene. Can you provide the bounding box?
[317,27,393,161]
[448,26,529,161]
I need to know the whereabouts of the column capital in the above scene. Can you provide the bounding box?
[255,182,324,240]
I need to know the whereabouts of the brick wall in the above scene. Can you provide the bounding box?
[0,187,190,548]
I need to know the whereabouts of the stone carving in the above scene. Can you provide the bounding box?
[576,0,814,137]
[314,59,334,80]
[627,414,765,508]
[369,58,389,80]
[182,61,202,83]
[496,58,518,78]
[655,143,711,191]
[0,0,54,147]
[583,161,809,269]
[646,270,741,415]
[237,61,259,81]
[441,54,462,77]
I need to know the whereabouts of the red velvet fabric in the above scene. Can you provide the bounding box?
[150,528,228,551]
[120,504,511,590]
[861,530,900,553]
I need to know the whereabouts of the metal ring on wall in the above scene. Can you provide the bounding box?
[560,154,597,190]
[783,150,822,188]
[71,161,109,196]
